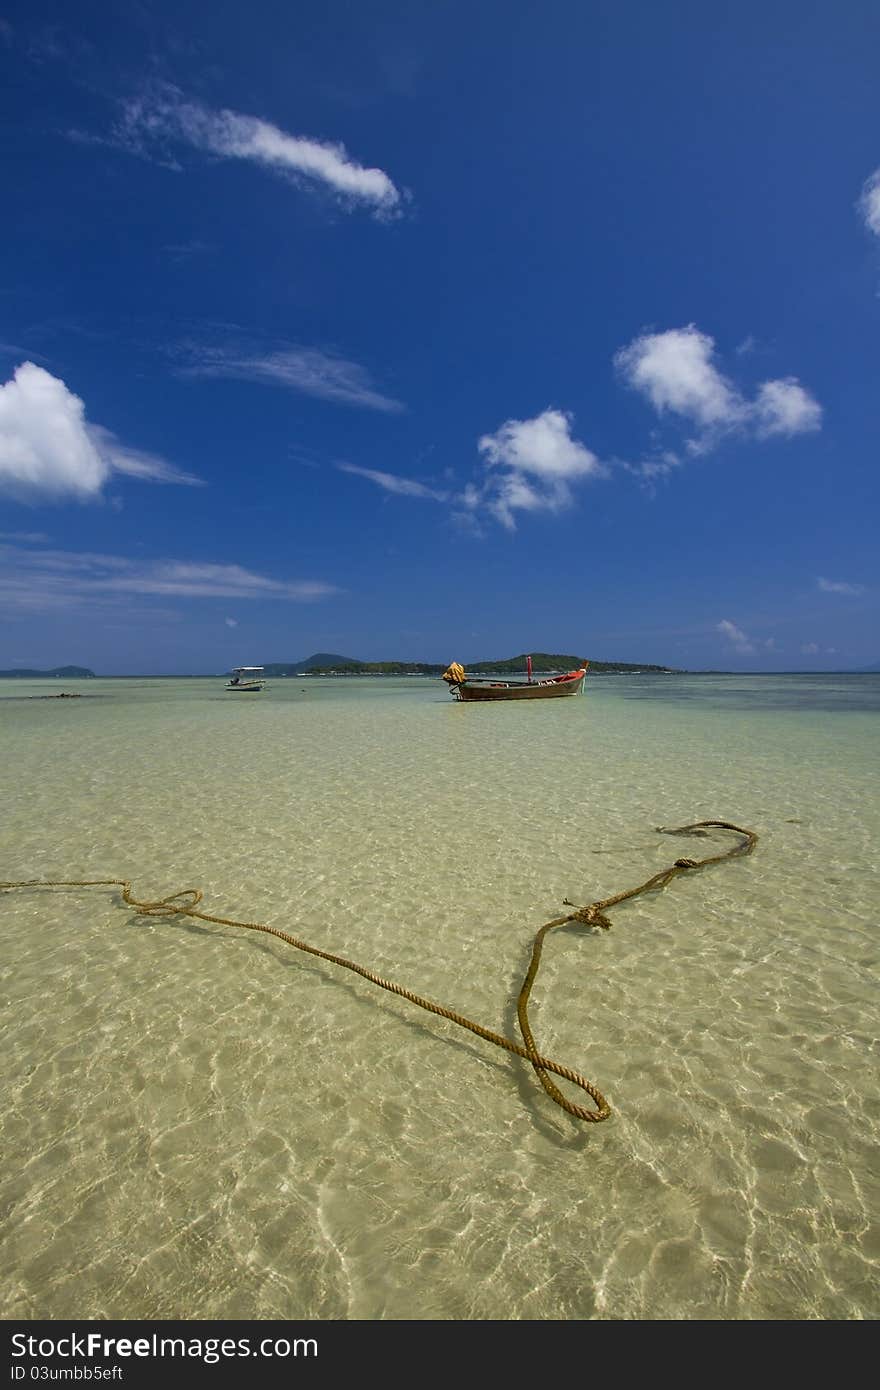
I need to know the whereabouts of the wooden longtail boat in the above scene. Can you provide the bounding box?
[441,658,588,702]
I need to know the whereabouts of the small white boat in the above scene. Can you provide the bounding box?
[225,666,267,692]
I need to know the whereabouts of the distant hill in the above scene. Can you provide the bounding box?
[260,653,364,676]
[0,666,96,678]
[259,652,680,676]
[463,652,679,674]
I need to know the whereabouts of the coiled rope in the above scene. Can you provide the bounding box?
[1,819,756,1125]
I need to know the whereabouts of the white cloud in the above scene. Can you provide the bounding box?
[818,576,864,595]
[859,168,880,237]
[754,378,822,437]
[615,326,744,432]
[0,542,340,612]
[337,463,447,499]
[0,362,110,500]
[225,617,238,627]
[717,618,755,654]
[292,410,606,534]
[615,325,821,448]
[475,408,605,530]
[801,642,820,655]
[179,345,403,413]
[0,362,201,501]
[118,90,402,216]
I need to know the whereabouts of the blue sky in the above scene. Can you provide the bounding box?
[1,0,877,674]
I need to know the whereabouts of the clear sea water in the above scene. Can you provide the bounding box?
[1,672,878,1321]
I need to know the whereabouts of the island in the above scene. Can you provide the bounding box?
[0,666,96,679]
[259,652,681,677]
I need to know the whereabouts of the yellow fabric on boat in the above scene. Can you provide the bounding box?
[442,661,466,684]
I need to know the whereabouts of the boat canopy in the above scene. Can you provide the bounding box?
[231,667,264,673]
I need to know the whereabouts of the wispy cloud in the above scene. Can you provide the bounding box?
[0,340,50,362]
[333,408,607,531]
[103,562,336,599]
[858,168,880,237]
[336,463,447,499]
[162,240,215,262]
[717,618,755,655]
[818,576,865,595]
[178,344,403,413]
[87,425,203,486]
[0,361,202,501]
[615,325,821,450]
[116,87,403,217]
[619,449,681,487]
[469,408,606,531]
[0,542,340,613]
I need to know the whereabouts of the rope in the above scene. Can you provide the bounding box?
[1,819,756,1125]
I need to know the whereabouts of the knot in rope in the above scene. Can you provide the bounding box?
[569,903,613,930]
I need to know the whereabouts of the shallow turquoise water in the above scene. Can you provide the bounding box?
[1,673,878,1320]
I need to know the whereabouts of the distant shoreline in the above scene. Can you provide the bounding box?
[1,668,876,680]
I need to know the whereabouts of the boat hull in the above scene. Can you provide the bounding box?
[454,672,586,701]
